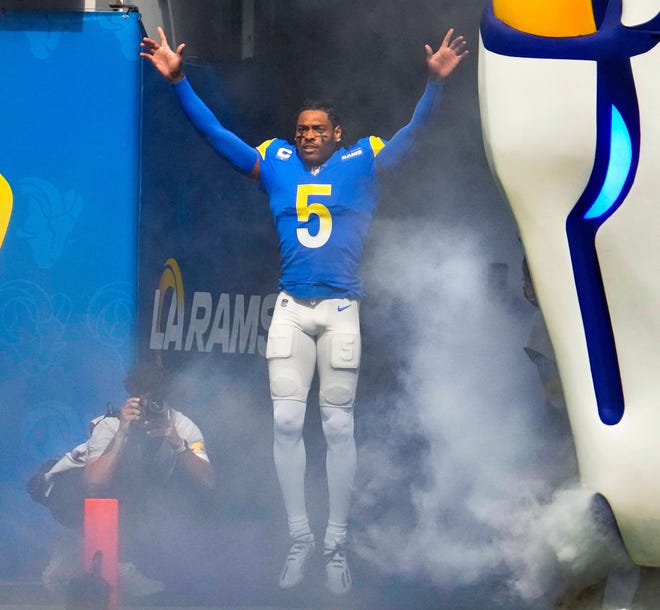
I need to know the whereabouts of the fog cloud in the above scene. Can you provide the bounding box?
[352,218,632,606]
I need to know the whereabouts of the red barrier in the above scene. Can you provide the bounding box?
[83,498,119,609]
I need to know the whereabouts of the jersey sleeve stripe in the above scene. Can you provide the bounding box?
[257,138,276,160]
[369,136,386,157]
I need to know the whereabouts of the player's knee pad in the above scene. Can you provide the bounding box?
[319,383,356,408]
[267,324,307,401]
[269,366,305,401]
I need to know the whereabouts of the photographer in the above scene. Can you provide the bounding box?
[82,363,215,592]
[84,364,214,496]
[40,362,215,599]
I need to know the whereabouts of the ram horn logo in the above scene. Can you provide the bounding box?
[0,173,13,248]
[150,258,185,350]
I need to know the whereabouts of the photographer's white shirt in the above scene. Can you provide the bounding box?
[86,409,209,462]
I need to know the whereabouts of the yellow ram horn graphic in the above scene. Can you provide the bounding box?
[0,173,13,248]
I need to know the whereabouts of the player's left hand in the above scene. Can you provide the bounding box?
[426,28,468,82]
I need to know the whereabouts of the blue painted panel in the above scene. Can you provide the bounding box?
[0,10,141,575]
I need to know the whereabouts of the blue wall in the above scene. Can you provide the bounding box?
[0,10,141,574]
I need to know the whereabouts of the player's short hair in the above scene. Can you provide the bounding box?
[296,99,342,129]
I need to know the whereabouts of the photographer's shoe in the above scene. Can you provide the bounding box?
[118,562,164,597]
[324,543,351,595]
[278,534,315,589]
[42,552,78,593]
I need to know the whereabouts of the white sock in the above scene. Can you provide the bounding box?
[324,521,347,550]
[288,515,313,542]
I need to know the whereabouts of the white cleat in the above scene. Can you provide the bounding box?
[278,536,315,589]
[324,544,351,596]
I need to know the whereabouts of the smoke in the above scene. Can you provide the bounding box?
[167,356,277,511]
[352,217,632,606]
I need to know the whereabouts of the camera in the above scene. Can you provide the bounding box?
[140,397,167,419]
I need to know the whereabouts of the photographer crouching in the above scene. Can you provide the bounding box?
[38,361,216,601]
[82,362,216,599]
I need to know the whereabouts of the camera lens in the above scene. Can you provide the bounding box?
[148,400,165,416]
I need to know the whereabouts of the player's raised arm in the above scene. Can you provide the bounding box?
[376,27,468,172]
[140,27,260,179]
[425,27,468,82]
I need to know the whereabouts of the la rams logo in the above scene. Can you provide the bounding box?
[152,258,185,348]
[149,257,276,354]
[0,172,13,248]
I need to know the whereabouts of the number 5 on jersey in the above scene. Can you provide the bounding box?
[296,184,332,248]
[0,173,12,249]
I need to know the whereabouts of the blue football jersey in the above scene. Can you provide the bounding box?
[257,137,386,299]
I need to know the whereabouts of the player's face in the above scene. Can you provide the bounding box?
[294,110,342,167]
